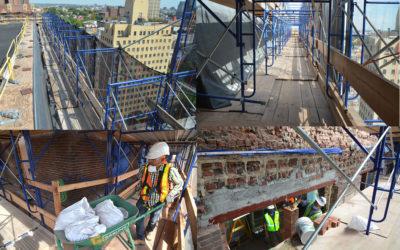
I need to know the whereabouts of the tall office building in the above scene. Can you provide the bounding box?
[100,0,175,127]
[148,0,161,20]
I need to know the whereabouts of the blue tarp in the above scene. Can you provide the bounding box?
[112,142,131,187]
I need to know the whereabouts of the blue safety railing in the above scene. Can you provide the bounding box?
[41,0,196,131]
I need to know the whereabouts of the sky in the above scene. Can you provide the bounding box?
[30,0,182,8]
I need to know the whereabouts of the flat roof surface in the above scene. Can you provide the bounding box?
[0,23,23,66]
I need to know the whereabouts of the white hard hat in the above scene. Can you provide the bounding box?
[145,142,170,159]
[267,205,274,210]
[316,196,326,207]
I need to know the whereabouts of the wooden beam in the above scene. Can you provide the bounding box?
[312,37,400,125]
[184,188,197,249]
[117,169,139,182]
[177,210,185,250]
[52,180,62,216]
[27,180,56,193]
[57,177,114,192]
[4,189,56,228]
[146,98,186,130]
[118,180,140,200]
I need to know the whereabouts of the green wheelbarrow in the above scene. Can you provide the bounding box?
[55,195,165,250]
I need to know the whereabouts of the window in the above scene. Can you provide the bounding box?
[383,69,387,74]
[392,69,395,75]
[123,41,126,45]
[134,31,136,36]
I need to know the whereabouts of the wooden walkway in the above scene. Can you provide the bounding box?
[0,198,55,249]
[198,36,336,127]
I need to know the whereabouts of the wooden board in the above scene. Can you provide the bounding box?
[4,189,56,228]
[184,188,197,250]
[313,37,399,125]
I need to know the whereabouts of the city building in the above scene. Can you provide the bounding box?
[101,6,125,21]
[101,0,174,74]
[0,0,33,14]
[148,0,161,20]
[100,0,175,127]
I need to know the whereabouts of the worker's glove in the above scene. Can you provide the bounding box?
[165,195,175,204]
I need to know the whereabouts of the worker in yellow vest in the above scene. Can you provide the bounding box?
[298,196,326,221]
[134,142,183,245]
[264,205,282,247]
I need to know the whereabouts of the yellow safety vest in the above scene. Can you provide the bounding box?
[304,202,322,221]
[140,163,171,203]
[265,211,280,232]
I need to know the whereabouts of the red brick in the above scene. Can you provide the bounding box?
[289,158,298,166]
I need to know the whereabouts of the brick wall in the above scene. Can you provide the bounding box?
[0,132,139,207]
[197,127,377,228]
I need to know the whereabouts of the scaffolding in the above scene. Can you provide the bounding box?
[196,0,399,125]
[197,126,399,249]
[40,0,197,131]
[0,130,197,247]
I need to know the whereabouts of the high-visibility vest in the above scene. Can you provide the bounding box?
[140,163,171,203]
[304,202,322,221]
[265,211,280,232]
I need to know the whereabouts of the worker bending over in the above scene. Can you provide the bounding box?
[135,142,183,245]
[298,196,326,221]
[264,205,282,247]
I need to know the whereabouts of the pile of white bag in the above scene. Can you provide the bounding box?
[54,197,128,242]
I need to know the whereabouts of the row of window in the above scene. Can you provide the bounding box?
[125,45,170,51]
[382,69,396,75]
[121,37,171,45]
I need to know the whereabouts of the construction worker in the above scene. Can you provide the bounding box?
[264,205,282,248]
[134,142,183,245]
[298,196,326,221]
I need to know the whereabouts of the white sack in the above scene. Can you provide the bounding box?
[54,197,95,230]
[64,215,107,242]
[347,215,379,231]
[118,207,129,219]
[94,199,124,228]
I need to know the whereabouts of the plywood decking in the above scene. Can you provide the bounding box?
[198,36,336,127]
[0,198,55,249]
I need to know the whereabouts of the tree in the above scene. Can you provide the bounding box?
[47,7,58,15]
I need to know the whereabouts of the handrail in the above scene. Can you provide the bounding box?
[0,18,28,102]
